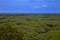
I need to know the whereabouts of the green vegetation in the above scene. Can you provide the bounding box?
[0,14,60,40]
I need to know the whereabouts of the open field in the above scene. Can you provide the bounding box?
[0,14,60,40]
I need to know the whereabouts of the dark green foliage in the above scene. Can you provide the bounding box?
[0,14,60,40]
[16,22,23,25]
[0,26,23,40]
[46,24,57,28]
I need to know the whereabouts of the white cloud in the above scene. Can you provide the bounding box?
[11,0,30,3]
[48,0,56,1]
[32,5,41,9]
[42,4,47,7]
[34,0,44,1]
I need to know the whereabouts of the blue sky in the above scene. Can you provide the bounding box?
[0,0,60,13]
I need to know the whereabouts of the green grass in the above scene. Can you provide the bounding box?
[0,14,60,40]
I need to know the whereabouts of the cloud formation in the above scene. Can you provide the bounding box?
[0,0,60,13]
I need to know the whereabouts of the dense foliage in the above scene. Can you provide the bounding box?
[0,14,60,40]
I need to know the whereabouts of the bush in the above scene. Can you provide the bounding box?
[0,26,23,40]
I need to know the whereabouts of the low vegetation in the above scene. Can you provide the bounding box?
[0,14,60,40]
